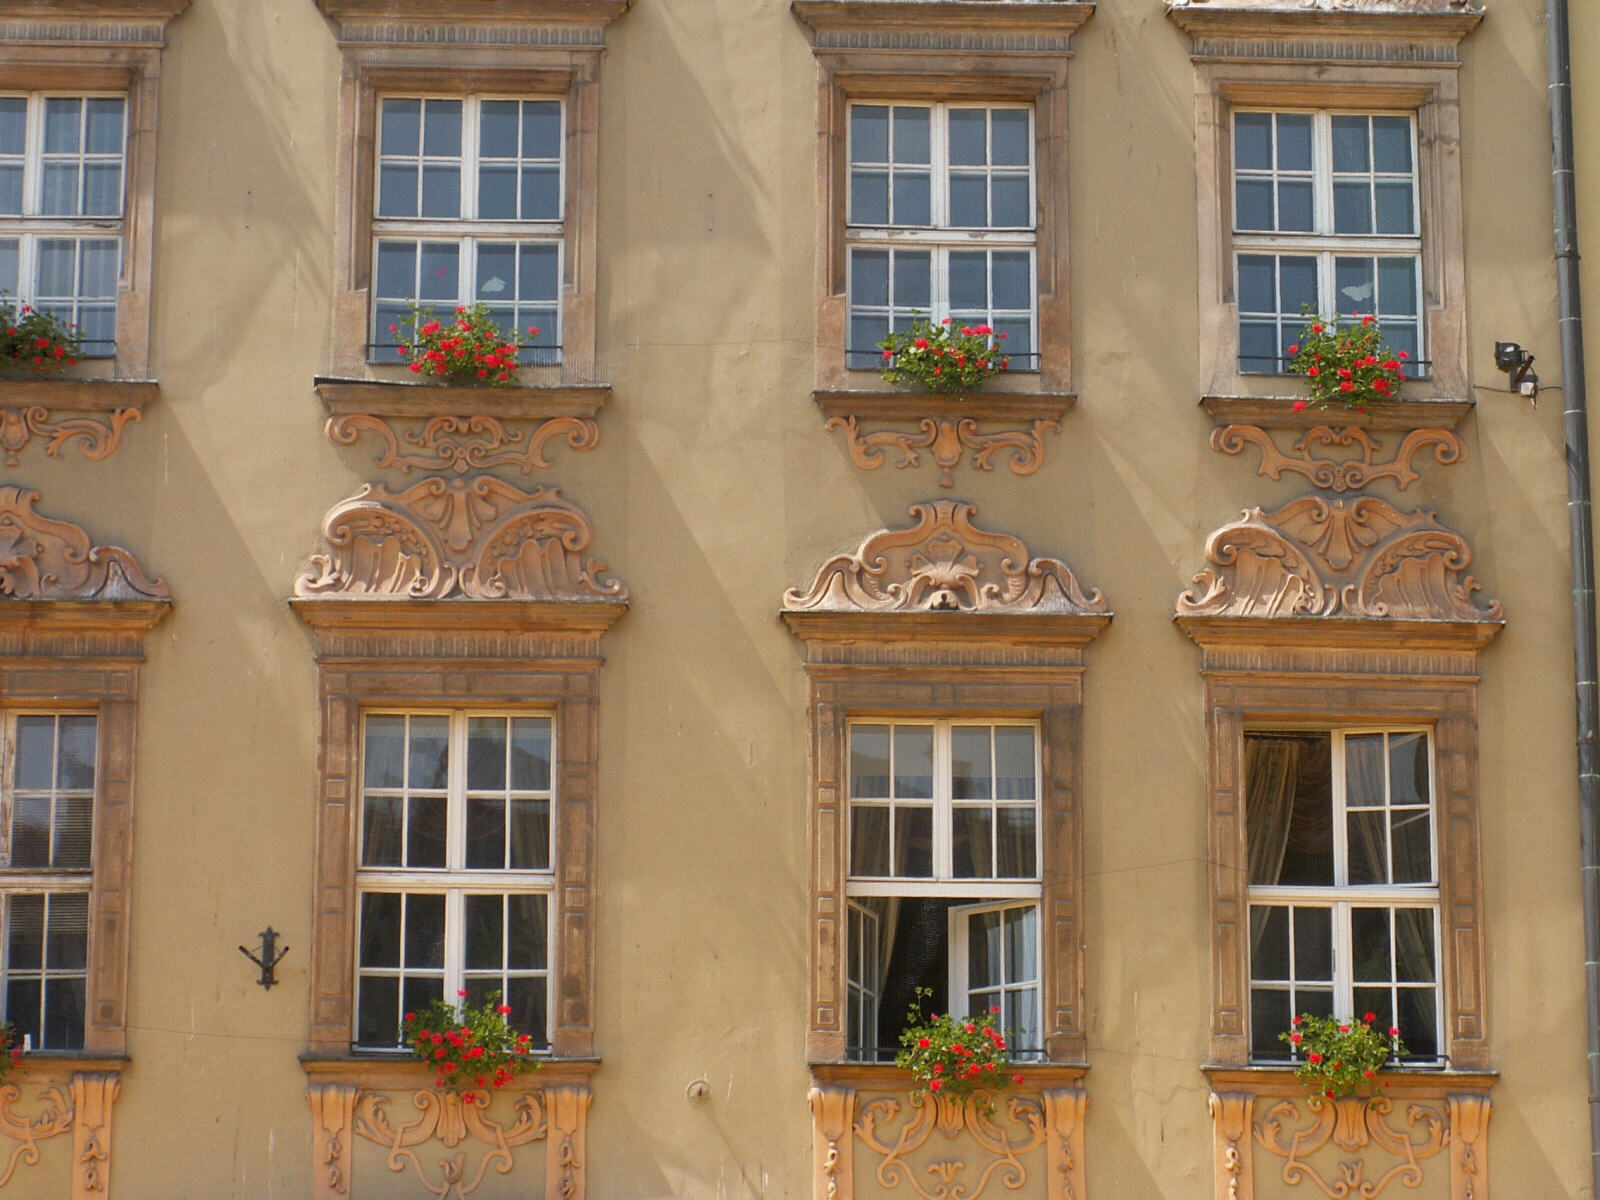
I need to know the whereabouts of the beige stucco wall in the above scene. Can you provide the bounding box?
[12,0,1589,1195]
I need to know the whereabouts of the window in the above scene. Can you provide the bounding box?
[354,711,554,1051]
[1233,110,1423,376]
[370,96,563,366]
[1245,729,1440,1064]
[845,103,1036,371]
[0,94,125,358]
[844,720,1041,1060]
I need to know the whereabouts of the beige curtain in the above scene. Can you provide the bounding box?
[1246,738,1301,887]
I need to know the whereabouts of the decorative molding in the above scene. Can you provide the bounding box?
[826,415,1059,488]
[0,486,170,602]
[1177,495,1500,622]
[314,0,627,42]
[295,478,625,603]
[0,383,155,467]
[814,390,1075,424]
[1166,0,1483,60]
[1210,1092,1253,1200]
[792,1,1095,44]
[308,1083,359,1200]
[784,500,1106,616]
[315,379,608,421]
[855,1092,1048,1200]
[1449,1093,1491,1199]
[69,1072,118,1198]
[1211,424,1465,492]
[353,1087,548,1198]
[0,0,188,44]
[1256,1095,1449,1197]
[327,413,599,475]
[1200,395,1473,432]
[0,406,139,468]
[0,1083,72,1189]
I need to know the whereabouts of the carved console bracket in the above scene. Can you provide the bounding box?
[1177,495,1500,622]
[1206,1073,1493,1200]
[0,1067,122,1199]
[0,382,157,467]
[0,486,170,603]
[1211,424,1465,493]
[815,392,1072,488]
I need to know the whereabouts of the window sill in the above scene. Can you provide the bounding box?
[10,1053,129,1084]
[815,388,1074,423]
[1201,393,1473,432]
[810,1059,1087,1089]
[315,377,609,420]
[1203,1063,1496,1095]
[300,1053,599,1089]
[0,378,158,411]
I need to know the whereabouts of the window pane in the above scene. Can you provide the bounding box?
[1248,732,1333,886]
[417,243,459,301]
[991,109,1029,167]
[364,715,405,789]
[404,894,445,969]
[1250,906,1290,980]
[949,251,987,310]
[507,894,547,970]
[510,718,552,791]
[992,175,1030,228]
[1351,907,1392,982]
[400,975,442,1023]
[381,99,421,155]
[895,805,932,876]
[0,98,23,156]
[464,894,504,971]
[478,164,516,219]
[1347,810,1387,885]
[423,100,462,157]
[996,808,1036,878]
[892,106,930,163]
[1277,180,1313,232]
[1391,809,1432,883]
[80,241,117,299]
[46,895,87,970]
[1353,988,1393,1037]
[951,807,991,878]
[420,165,460,219]
[408,716,449,789]
[54,794,92,870]
[1378,258,1419,317]
[466,798,506,869]
[851,105,888,164]
[850,805,889,876]
[36,240,73,297]
[83,162,121,216]
[1275,114,1312,171]
[509,798,550,870]
[1234,112,1271,171]
[1006,906,1037,982]
[479,100,518,158]
[5,978,39,1050]
[1331,116,1370,173]
[1397,987,1438,1059]
[56,716,96,792]
[892,170,930,226]
[850,169,888,225]
[1335,257,1376,312]
[1345,734,1385,807]
[8,896,43,971]
[951,727,991,800]
[406,797,446,868]
[1235,179,1272,231]
[467,718,507,791]
[992,253,1030,310]
[1394,909,1437,983]
[968,909,1002,990]
[850,726,890,797]
[1280,256,1317,314]
[1373,116,1412,173]
[994,728,1035,800]
[356,976,398,1048]
[949,174,986,227]
[1251,986,1291,1058]
[88,97,127,155]
[362,795,402,866]
[1005,986,1038,1053]
[374,242,416,303]
[506,974,547,1048]
[1375,181,1414,234]
[43,99,80,154]
[522,167,560,221]
[40,163,77,217]
[523,102,561,159]
[44,977,84,1051]
[1237,256,1274,312]
[1333,181,1372,234]
[1293,907,1333,981]
[359,893,400,967]
[893,727,933,799]
[10,799,47,868]
[948,109,986,166]
[15,716,54,790]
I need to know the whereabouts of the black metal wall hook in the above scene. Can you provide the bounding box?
[239,926,290,990]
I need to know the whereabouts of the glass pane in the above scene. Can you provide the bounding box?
[467,718,507,791]
[478,164,516,219]
[1263,732,1333,886]
[993,253,1030,310]
[894,250,932,310]
[479,100,518,158]
[892,106,929,163]
[994,728,1035,800]
[1375,181,1414,234]
[43,99,79,154]
[850,169,888,225]
[1397,987,1438,1058]
[8,896,42,970]
[1275,114,1312,172]
[0,168,19,217]
[466,797,506,869]
[46,895,87,969]
[10,798,47,867]
[1277,180,1313,232]
[401,975,443,1022]
[948,251,987,310]
[1239,321,1277,371]
[523,102,561,159]
[896,806,932,877]
[850,726,890,797]
[378,163,418,217]
[1006,906,1037,981]
[6,978,39,1048]
[1394,909,1437,982]
[851,805,889,876]
[358,893,400,967]
[992,109,1029,166]
[404,894,445,969]
[996,808,1035,878]
[1345,734,1385,806]
[364,715,405,789]
[1351,907,1392,982]
[949,174,986,227]
[362,795,402,866]
[509,719,551,791]
[381,98,421,156]
[1299,987,1334,1022]
[951,807,991,878]
[892,171,930,226]
[508,798,550,870]
[1333,181,1372,234]
[992,175,1029,227]
[1251,987,1291,1058]
[83,163,121,216]
[1237,256,1274,312]
[44,977,84,1051]
[40,165,77,217]
[968,909,1002,989]
[1280,256,1317,313]
[408,716,449,789]
[521,166,560,220]
[506,975,547,1047]
[417,243,459,301]
[893,727,933,799]
[423,100,462,157]
[1391,810,1432,883]
[420,165,460,219]
[1293,907,1333,981]
[1379,258,1419,316]
[1353,988,1393,1036]
[851,105,888,164]
[1332,116,1370,173]
[519,244,559,301]
[80,241,117,298]
[949,109,987,166]
[464,895,504,971]
[1250,906,1289,980]
[406,796,447,868]
[54,794,92,869]
[57,716,96,791]
[507,894,547,969]
[0,239,17,297]
[1373,116,1412,173]
[1335,257,1376,312]
[1347,810,1387,884]
[0,98,23,156]
[1234,112,1271,171]
[374,242,416,301]
[356,976,398,1047]
[15,717,54,789]
[86,99,124,155]
[951,727,991,800]
[1235,179,1272,231]
[1005,986,1038,1051]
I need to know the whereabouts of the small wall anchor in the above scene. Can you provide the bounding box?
[239,926,290,990]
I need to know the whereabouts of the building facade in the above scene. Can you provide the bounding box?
[0,0,1590,1196]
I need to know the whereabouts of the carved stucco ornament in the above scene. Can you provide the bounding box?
[352,1088,547,1200]
[1211,424,1464,494]
[825,414,1059,489]
[784,500,1106,616]
[1177,495,1500,622]
[0,486,170,601]
[0,405,140,468]
[1255,1095,1448,1198]
[327,413,599,476]
[295,477,626,603]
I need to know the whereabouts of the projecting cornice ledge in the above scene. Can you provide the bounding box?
[0,0,189,43]
[792,0,1094,48]
[313,0,629,41]
[1166,0,1482,60]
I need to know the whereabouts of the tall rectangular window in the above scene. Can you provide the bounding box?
[2,713,95,1051]
[844,720,1041,1061]
[0,95,125,357]
[370,96,563,365]
[1245,729,1441,1064]
[845,103,1036,370]
[354,711,554,1051]
[1232,110,1422,376]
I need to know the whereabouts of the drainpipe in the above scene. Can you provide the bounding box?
[1544,1,1600,1193]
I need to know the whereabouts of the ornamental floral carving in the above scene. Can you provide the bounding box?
[352,1088,548,1200]
[784,501,1106,616]
[1177,496,1500,622]
[825,415,1059,489]
[854,1091,1047,1200]
[1255,1095,1448,1198]
[0,486,170,601]
[294,478,626,603]
[0,406,140,468]
[327,413,599,476]
[0,1083,72,1188]
[1211,425,1464,494]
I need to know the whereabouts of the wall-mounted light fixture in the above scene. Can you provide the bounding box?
[1495,341,1539,398]
[239,926,290,990]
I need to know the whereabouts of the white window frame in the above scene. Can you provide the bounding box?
[947,898,1040,1031]
[0,710,96,1052]
[353,708,556,1051]
[1231,108,1423,376]
[0,92,127,359]
[1245,727,1444,1064]
[369,93,566,362]
[845,101,1039,369]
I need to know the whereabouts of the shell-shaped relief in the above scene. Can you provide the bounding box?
[294,477,626,604]
[1177,496,1500,623]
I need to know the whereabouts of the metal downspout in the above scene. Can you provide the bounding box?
[1545,1,1600,1192]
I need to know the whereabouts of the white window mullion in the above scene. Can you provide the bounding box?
[1312,111,1334,235]
[446,713,467,871]
[932,724,952,878]
[458,238,476,315]
[929,105,948,228]
[23,97,41,218]
[443,888,464,1002]
[1333,899,1354,1017]
[460,96,480,221]
[1332,729,1350,887]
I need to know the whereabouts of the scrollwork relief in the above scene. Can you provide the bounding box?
[327,413,599,475]
[825,415,1059,489]
[1177,495,1500,621]
[0,406,140,468]
[0,1083,72,1188]
[0,486,170,601]
[1254,1094,1448,1199]
[784,500,1106,616]
[295,478,626,603]
[1211,424,1464,493]
[854,1091,1047,1200]
[352,1088,548,1200]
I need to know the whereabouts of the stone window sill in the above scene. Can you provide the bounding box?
[0,379,158,411]
[314,377,609,420]
[815,388,1074,423]
[1201,394,1473,432]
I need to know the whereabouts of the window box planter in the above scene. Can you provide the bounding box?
[1200,394,1473,432]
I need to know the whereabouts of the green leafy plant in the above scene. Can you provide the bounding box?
[878,316,1009,394]
[0,1024,21,1084]
[403,991,539,1098]
[1280,1012,1405,1103]
[390,301,534,386]
[1286,309,1408,413]
[0,300,81,376]
[895,987,1023,1109]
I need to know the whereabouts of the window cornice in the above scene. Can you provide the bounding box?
[792,0,1094,47]
[0,0,189,45]
[313,0,628,45]
[1166,0,1483,61]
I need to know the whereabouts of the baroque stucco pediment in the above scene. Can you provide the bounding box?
[0,485,168,602]
[1177,495,1499,623]
[785,500,1106,616]
[294,477,625,604]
